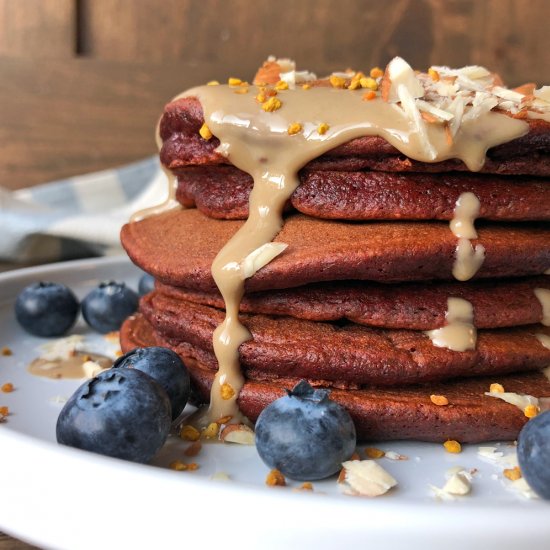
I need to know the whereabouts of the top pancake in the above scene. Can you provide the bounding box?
[160,96,550,176]
[121,209,550,291]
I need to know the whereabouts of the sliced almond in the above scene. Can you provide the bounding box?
[210,471,231,481]
[534,85,550,103]
[397,84,436,160]
[82,360,109,379]
[39,335,84,361]
[240,242,288,279]
[442,471,471,495]
[484,391,539,413]
[416,99,454,121]
[340,460,397,497]
[383,57,424,103]
[492,86,525,103]
[384,451,408,461]
[280,69,316,89]
[220,424,255,445]
[456,65,491,80]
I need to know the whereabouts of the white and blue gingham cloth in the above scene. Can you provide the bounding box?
[0,157,167,264]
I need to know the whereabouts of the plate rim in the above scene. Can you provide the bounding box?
[1,257,549,549]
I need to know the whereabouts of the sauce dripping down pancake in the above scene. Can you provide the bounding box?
[139,59,532,426]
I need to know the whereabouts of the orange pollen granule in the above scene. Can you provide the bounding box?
[169,460,199,471]
[430,394,449,406]
[221,383,235,400]
[443,440,462,454]
[287,122,303,135]
[524,404,540,418]
[370,67,384,79]
[179,424,201,441]
[1,383,14,393]
[503,466,522,481]
[199,123,213,140]
[362,91,377,101]
[364,447,385,459]
[266,468,286,486]
[360,77,378,90]
[261,97,282,112]
[329,75,346,88]
[201,422,220,439]
[428,68,440,81]
[317,122,329,135]
[489,383,505,393]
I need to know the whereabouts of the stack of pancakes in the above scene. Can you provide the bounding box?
[121,60,550,443]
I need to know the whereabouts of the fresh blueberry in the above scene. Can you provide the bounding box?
[14,282,79,337]
[56,368,171,463]
[82,281,139,333]
[255,380,356,480]
[518,410,550,499]
[113,347,190,420]
[138,273,155,296]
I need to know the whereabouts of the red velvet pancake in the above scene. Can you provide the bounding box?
[176,166,550,221]
[121,209,550,292]
[156,276,550,330]
[121,313,550,443]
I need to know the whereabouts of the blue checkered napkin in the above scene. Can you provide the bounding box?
[0,157,166,264]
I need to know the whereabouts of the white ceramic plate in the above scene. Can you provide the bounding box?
[0,257,548,550]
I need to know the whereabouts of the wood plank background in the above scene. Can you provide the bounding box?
[1,0,550,190]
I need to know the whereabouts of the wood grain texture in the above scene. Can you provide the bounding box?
[1,0,550,187]
[0,57,247,189]
[0,531,40,549]
[430,0,550,84]
[0,0,75,58]
[78,0,550,85]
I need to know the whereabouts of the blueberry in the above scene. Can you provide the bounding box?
[82,281,139,333]
[518,410,550,499]
[56,368,171,463]
[255,380,356,480]
[138,273,155,296]
[15,282,79,337]
[113,347,190,420]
